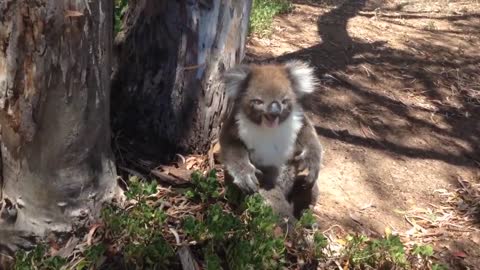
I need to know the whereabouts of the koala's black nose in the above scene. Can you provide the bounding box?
[267,101,281,116]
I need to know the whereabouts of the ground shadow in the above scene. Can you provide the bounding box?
[266,0,480,170]
[244,0,480,251]
[244,1,480,267]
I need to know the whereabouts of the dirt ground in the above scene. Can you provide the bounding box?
[246,0,480,268]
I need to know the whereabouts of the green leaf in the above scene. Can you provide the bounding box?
[412,244,434,257]
[298,209,316,227]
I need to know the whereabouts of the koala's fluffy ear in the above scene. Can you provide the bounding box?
[223,64,251,99]
[285,60,319,96]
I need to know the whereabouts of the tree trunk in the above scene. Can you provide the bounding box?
[0,0,118,251]
[112,0,252,155]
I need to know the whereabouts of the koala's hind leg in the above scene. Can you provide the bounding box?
[286,174,319,219]
[224,165,297,222]
[259,187,295,222]
[275,164,319,220]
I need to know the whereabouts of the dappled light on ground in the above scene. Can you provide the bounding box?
[247,0,480,268]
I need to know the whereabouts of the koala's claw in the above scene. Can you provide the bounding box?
[229,162,261,194]
[233,174,259,194]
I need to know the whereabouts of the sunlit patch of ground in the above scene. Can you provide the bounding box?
[247,0,480,268]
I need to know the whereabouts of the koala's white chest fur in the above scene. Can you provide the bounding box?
[236,112,303,167]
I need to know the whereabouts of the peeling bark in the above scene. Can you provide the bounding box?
[112,0,252,155]
[0,0,118,251]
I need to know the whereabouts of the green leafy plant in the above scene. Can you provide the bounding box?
[101,178,174,269]
[413,244,449,270]
[432,263,449,270]
[298,209,317,228]
[249,0,293,36]
[102,201,173,268]
[184,194,286,269]
[125,176,158,200]
[75,244,107,270]
[114,0,129,34]
[344,233,409,268]
[184,204,239,242]
[291,210,328,261]
[204,246,223,270]
[313,231,328,257]
[185,170,220,202]
[412,244,434,258]
[14,245,66,270]
[234,195,285,269]
[13,171,446,269]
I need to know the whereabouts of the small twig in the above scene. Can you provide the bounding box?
[322,224,346,235]
[150,169,190,186]
[176,154,186,165]
[456,177,473,196]
[405,216,426,232]
[169,227,181,245]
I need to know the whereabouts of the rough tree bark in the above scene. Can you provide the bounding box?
[0,0,118,251]
[112,0,252,155]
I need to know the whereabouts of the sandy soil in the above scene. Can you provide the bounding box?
[246,0,480,268]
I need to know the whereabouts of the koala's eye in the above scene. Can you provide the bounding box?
[250,99,264,105]
[282,98,291,105]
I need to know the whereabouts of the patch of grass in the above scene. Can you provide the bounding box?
[344,234,408,268]
[343,233,447,270]
[185,170,220,202]
[75,243,107,270]
[114,0,129,34]
[184,195,287,269]
[296,209,328,257]
[13,170,447,269]
[101,178,174,269]
[124,176,158,200]
[183,175,327,269]
[249,0,293,36]
[14,245,66,270]
[117,0,291,36]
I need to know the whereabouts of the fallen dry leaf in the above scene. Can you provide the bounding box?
[87,223,104,246]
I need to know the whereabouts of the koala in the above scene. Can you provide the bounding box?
[219,60,323,196]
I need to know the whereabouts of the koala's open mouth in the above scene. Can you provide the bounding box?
[263,114,279,128]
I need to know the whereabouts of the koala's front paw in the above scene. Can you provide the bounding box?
[231,162,262,194]
[302,163,320,188]
[295,161,318,188]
